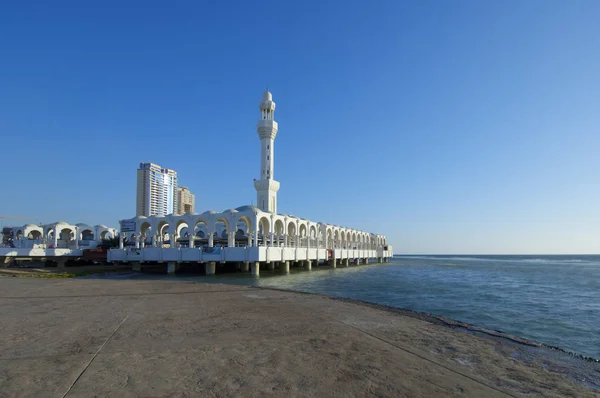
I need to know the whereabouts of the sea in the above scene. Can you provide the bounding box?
[99,255,600,360]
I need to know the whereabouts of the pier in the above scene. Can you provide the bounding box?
[108,207,392,275]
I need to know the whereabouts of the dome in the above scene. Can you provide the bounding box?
[54,221,69,225]
[202,210,217,215]
[223,209,238,214]
[235,205,259,212]
[96,224,108,229]
[262,90,272,102]
[24,223,38,228]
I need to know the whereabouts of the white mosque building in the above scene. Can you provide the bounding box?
[3,222,117,250]
[109,90,392,275]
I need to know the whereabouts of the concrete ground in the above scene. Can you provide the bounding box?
[0,265,130,278]
[0,278,597,398]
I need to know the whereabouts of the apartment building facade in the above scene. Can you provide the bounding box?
[136,163,178,217]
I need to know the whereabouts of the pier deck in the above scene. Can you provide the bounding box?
[108,247,393,275]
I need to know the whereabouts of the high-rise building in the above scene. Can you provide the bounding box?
[136,163,178,217]
[177,186,195,215]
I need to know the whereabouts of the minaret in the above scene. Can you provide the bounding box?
[254,89,280,213]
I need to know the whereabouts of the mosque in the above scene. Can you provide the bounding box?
[109,90,393,275]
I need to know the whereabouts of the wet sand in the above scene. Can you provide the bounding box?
[0,278,598,397]
[0,265,131,278]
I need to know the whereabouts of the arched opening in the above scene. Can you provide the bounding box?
[15,230,23,240]
[299,224,307,248]
[334,230,340,249]
[100,230,114,240]
[214,218,229,247]
[27,230,42,240]
[59,228,74,248]
[274,219,285,247]
[173,220,189,247]
[157,221,169,247]
[235,217,252,247]
[59,228,73,241]
[258,217,270,246]
[140,222,152,247]
[309,225,317,248]
[287,221,296,247]
[81,229,94,241]
[193,220,208,248]
[46,228,53,240]
[326,229,332,249]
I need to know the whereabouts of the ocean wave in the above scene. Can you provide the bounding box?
[393,255,600,266]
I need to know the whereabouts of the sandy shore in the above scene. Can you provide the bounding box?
[0,278,597,397]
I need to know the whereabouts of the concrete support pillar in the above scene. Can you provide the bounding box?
[119,234,124,249]
[205,262,216,276]
[251,262,260,276]
[355,258,360,265]
[268,261,275,270]
[343,258,349,267]
[378,257,382,263]
[132,262,141,272]
[208,233,214,248]
[280,261,290,274]
[151,235,157,247]
[364,258,369,265]
[53,227,58,248]
[167,262,177,274]
[241,262,250,272]
[304,260,311,271]
[329,259,336,268]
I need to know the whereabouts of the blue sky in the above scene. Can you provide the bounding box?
[1,0,599,254]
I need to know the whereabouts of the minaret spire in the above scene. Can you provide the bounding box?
[254,89,280,213]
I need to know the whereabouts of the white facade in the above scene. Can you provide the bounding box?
[254,90,280,213]
[2,221,117,250]
[136,163,178,217]
[118,207,388,250]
